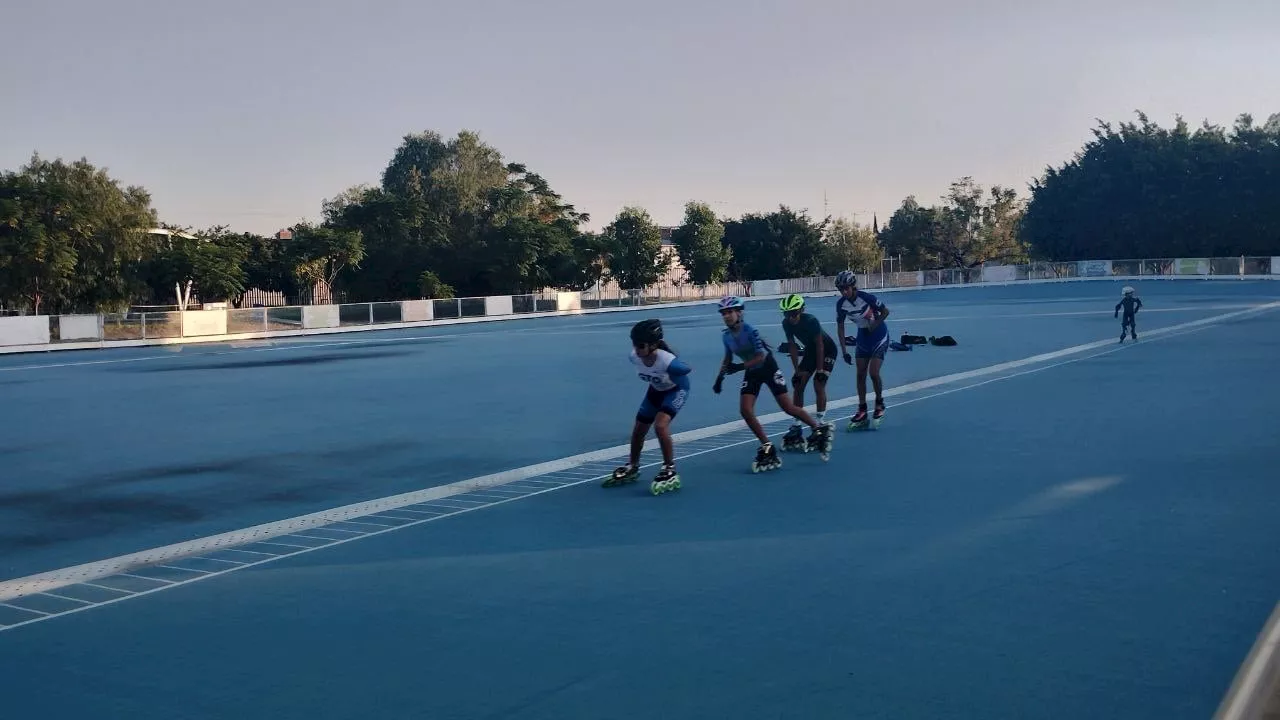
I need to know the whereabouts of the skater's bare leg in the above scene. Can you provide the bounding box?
[776,390,820,429]
[791,370,811,412]
[813,371,829,416]
[855,357,869,406]
[869,357,884,405]
[629,420,649,466]
[653,412,675,466]
[739,394,770,444]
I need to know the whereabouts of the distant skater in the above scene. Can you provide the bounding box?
[1116,286,1142,342]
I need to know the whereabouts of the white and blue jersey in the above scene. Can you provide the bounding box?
[837,290,889,357]
[631,348,691,422]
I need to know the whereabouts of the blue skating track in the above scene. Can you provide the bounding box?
[2,280,1278,719]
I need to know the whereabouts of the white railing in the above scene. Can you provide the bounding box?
[1,256,1276,351]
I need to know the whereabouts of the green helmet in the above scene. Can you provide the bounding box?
[779,293,805,313]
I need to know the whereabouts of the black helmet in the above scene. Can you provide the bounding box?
[630,318,663,345]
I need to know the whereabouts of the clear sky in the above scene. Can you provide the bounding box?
[4,0,1277,236]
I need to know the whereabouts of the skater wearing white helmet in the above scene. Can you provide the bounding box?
[1115,286,1143,342]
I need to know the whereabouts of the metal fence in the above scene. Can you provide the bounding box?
[7,255,1278,346]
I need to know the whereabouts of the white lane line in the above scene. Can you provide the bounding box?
[1215,600,1280,720]
[0,299,1260,373]
[154,565,210,576]
[40,592,93,606]
[0,299,1274,611]
[0,302,1270,633]
[119,573,175,585]
[79,582,133,594]
[0,603,48,616]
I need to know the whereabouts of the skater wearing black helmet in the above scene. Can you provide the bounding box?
[605,318,691,495]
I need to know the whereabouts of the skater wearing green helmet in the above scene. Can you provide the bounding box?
[778,293,837,452]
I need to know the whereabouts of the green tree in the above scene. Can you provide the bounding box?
[288,223,365,300]
[670,201,731,284]
[548,231,612,291]
[881,179,1027,269]
[330,130,596,299]
[191,227,251,303]
[771,206,829,277]
[0,154,157,313]
[466,166,593,294]
[722,212,775,281]
[602,206,670,289]
[723,206,828,280]
[141,225,250,308]
[821,218,881,274]
[382,130,510,219]
[1022,111,1280,260]
[324,185,442,302]
[242,232,298,301]
[0,171,76,314]
[418,270,454,299]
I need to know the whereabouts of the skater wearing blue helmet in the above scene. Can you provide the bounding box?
[714,295,831,471]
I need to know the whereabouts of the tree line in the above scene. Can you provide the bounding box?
[2,111,1277,314]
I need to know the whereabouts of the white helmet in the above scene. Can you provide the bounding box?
[1122,286,1134,296]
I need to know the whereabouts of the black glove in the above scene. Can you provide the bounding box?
[843,352,852,365]
[713,374,724,394]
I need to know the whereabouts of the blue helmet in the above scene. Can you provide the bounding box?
[835,270,857,289]
[717,295,745,312]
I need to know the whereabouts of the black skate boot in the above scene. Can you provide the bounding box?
[650,464,681,495]
[752,442,781,473]
[806,422,834,460]
[782,423,805,452]
[603,463,639,488]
